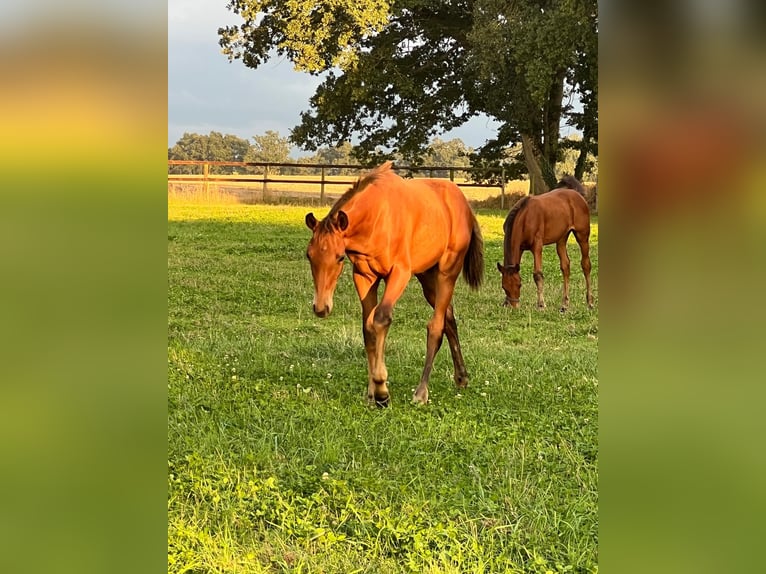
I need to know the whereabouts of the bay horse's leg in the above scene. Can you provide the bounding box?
[532,241,546,309]
[353,272,381,405]
[556,236,571,312]
[368,268,411,405]
[416,268,469,389]
[574,227,594,308]
[414,265,461,404]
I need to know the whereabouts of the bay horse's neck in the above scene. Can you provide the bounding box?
[504,207,527,267]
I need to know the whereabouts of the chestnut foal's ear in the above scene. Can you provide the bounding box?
[335,210,349,231]
[496,262,505,273]
[305,212,318,230]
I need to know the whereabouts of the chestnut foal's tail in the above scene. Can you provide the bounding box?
[463,215,484,290]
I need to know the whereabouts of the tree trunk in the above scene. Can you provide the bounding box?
[574,140,589,181]
[521,133,550,196]
[574,120,595,181]
[543,69,566,168]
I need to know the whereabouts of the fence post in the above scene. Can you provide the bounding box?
[203,162,210,199]
[320,166,326,202]
[262,164,269,200]
[449,168,454,182]
[500,166,506,210]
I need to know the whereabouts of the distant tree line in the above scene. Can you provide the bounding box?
[168,130,596,181]
[168,131,474,177]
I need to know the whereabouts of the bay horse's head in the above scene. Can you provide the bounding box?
[305,210,348,318]
[496,262,521,308]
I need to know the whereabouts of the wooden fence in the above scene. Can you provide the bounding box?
[168,160,516,209]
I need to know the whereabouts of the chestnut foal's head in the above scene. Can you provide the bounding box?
[305,211,349,317]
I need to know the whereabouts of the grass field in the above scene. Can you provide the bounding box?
[168,202,598,573]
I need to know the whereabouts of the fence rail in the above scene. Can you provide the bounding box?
[168,160,513,208]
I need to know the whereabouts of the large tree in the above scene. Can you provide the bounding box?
[219,0,597,193]
[168,131,251,174]
[243,130,292,173]
[419,138,472,178]
[313,142,360,175]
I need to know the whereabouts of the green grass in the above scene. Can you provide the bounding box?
[168,203,598,573]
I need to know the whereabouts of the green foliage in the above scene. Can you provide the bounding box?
[219,0,391,73]
[312,141,360,175]
[558,136,598,181]
[244,130,292,174]
[168,204,598,573]
[467,0,598,189]
[219,1,598,185]
[417,138,472,177]
[169,132,252,174]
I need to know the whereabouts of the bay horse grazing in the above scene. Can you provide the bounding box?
[305,161,484,406]
[496,176,593,311]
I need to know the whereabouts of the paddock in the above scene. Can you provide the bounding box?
[168,202,598,572]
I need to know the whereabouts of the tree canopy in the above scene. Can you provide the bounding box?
[220,0,597,193]
[168,132,251,174]
[243,130,292,173]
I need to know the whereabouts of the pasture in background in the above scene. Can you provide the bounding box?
[168,160,601,211]
[168,202,598,572]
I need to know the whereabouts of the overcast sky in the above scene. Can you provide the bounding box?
[167,1,513,157]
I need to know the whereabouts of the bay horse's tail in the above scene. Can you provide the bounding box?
[463,214,484,290]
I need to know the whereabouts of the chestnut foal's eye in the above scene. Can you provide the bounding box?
[337,255,345,263]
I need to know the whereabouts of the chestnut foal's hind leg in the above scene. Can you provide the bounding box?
[417,268,469,390]
[556,236,571,312]
[413,264,461,404]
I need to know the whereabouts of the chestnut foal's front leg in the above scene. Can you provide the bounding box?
[361,268,410,406]
[354,272,382,405]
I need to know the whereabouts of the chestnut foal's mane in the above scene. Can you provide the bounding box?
[318,161,394,233]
